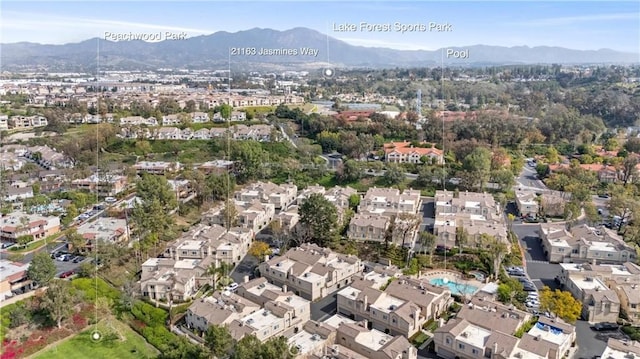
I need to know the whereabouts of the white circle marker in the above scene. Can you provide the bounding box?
[92,331,101,341]
[324,68,334,77]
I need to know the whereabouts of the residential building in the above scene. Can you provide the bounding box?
[298,185,357,225]
[358,188,422,217]
[384,141,444,164]
[0,115,8,130]
[259,243,363,301]
[139,257,207,302]
[227,288,311,342]
[235,181,297,210]
[515,190,539,217]
[133,161,182,175]
[71,173,128,196]
[198,160,235,174]
[559,261,640,324]
[347,214,390,243]
[8,115,48,129]
[190,112,210,123]
[434,296,573,359]
[185,291,261,333]
[433,190,507,249]
[3,186,34,203]
[539,223,636,264]
[333,321,417,359]
[287,321,335,358]
[0,211,61,242]
[337,277,451,338]
[599,338,640,359]
[119,116,158,126]
[557,263,620,323]
[165,224,253,267]
[0,260,30,300]
[76,217,129,251]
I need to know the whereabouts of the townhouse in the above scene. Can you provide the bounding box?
[288,321,336,358]
[165,224,253,267]
[259,243,363,301]
[599,338,640,359]
[119,116,158,126]
[358,187,422,217]
[25,145,74,170]
[0,211,61,242]
[384,141,444,165]
[140,257,208,302]
[539,223,636,264]
[0,115,8,130]
[190,111,210,123]
[347,214,390,243]
[433,190,508,249]
[198,160,235,174]
[559,261,640,324]
[515,190,539,217]
[75,217,129,252]
[337,276,451,338]
[235,181,297,211]
[329,322,417,359]
[132,161,182,175]
[232,124,272,141]
[434,296,575,359]
[3,186,34,203]
[185,291,261,333]
[227,284,311,342]
[8,115,48,129]
[71,173,128,196]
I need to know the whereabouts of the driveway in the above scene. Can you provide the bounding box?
[311,293,337,321]
[230,254,259,284]
[420,197,435,231]
[517,165,548,191]
[574,320,620,358]
[511,223,562,289]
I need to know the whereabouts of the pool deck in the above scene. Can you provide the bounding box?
[419,270,484,293]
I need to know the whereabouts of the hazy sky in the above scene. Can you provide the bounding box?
[1,1,639,53]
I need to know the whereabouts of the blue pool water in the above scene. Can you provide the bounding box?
[429,278,478,296]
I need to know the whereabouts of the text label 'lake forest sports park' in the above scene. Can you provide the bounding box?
[332,22,453,33]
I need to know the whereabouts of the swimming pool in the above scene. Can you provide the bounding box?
[429,278,478,296]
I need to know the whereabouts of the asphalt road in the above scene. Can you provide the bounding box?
[230,254,259,284]
[517,165,548,191]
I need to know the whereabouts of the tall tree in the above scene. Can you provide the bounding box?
[463,147,492,190]
[27,252,56,286]
[220,201,239,230]
[455,226,469,254]
[204,325,233,358]
[299,193,338,247]
[539,286,582,323]
[40,279,78,328]
[482,234,509,280]
[249,241,272,262]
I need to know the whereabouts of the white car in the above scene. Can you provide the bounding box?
[226,283,239,292]
[526,301,540,308]
[105,197,117,203]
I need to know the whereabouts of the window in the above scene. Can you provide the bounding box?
[472,349,478,355]
[445,338,451,344]
[459,343,465,349]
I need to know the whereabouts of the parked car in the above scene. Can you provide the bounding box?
[73,256,85,263]
[59,270,75,278]
[105,197,117,203]
[526,301,540,308]
[591,322,619,331]
[225,283,239,292]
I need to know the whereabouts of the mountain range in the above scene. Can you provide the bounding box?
[1,27,638,71]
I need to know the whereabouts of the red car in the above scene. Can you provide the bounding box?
[59,270,75,278]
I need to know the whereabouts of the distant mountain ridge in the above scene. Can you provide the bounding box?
[1,27,637,71]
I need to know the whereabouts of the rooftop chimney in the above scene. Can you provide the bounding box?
[282,285,288,293]
[243,275,249,283]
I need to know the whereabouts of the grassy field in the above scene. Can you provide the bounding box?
[33,319,158,359]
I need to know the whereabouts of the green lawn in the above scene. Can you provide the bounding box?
[33,320,159,359]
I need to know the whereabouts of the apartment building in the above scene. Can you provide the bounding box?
[165,224,253,267]
[515,190,539,217]
[539,223,636,264]
[119,116,158,126]
[287,321,335,358]
[435,297,574,359]
[235,181,297,211]
[132,161,182,175]
[384,141,444,165]
[139,257,207,302]
[259,243,363,301]
[25,145,73,170]
[75,217,129,251]
[610,281,640,324]
[297,185,357,225]
[0,115,8,130]
[433,190,507,249]
[185,291,261,333]
[0,211,61,242]
[337,277,450,338]
[71,173,128,196]
[333,322,417,359]
[190,112,210,123]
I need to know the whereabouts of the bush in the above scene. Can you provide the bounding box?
[621,325,640,341]
[72,277,121,303]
